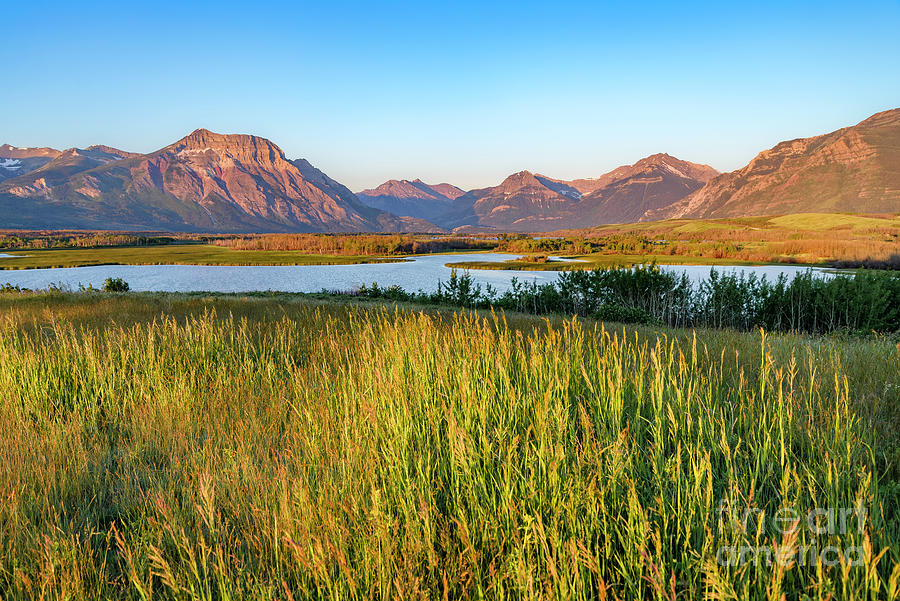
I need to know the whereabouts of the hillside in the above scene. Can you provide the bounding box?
[649,109,900,220]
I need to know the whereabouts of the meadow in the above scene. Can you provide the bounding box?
[572,213,900,268]
[2,212,898,272]
[0,291,898,599]
[0,233,498,270]
[460,213,900,271]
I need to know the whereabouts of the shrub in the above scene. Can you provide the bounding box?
[103,277,130,293]
[357,282,413,302]
[430,266,900,334]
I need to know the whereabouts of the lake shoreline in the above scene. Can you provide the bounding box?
[0,252,839,298]
[0,245,410,270]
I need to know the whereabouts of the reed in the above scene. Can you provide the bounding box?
[0,293,898,599]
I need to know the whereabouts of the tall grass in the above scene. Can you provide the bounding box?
[0,294,898,599]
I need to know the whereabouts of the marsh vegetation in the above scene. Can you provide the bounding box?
[350,266,900,334]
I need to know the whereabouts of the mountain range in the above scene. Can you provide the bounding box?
[0,130,435,233]
[353,154,719,231]
[1,108,897,232]
[429,154,720,231]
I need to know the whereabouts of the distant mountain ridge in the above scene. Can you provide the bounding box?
[358,154,719,231]
[439,154,719,231]
[0,144,61,159]
[0,129,437,232]
[356,179,465,223]
[0,144,62,182]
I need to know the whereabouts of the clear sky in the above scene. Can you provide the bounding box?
[2,0,898,191]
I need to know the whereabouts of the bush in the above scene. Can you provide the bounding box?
[357,282,413,302]
[103,277,130,293]
[336,265,900,334]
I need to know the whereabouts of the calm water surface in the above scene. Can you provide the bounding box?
[0,253,829,293]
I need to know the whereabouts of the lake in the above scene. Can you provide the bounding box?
[0,253,830,293]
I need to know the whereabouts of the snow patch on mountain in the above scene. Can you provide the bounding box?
[661,163,687,178]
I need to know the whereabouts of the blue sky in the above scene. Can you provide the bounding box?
[2,0,898,190]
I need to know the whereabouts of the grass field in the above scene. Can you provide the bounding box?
[458,213,900,271]
[574,213,900,267]
[577,213,900,235]
[0,291,898,599]
[0,244,404,270]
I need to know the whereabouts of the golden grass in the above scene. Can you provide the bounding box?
[0,292,897,599]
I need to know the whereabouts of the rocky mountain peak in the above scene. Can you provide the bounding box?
[499,170,541,189]
[641,152,675,163]
[167,129,287,163]
[629,153,719,183]
[361,179,427,198]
